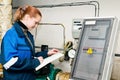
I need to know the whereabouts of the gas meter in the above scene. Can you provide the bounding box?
[72,19,83,39]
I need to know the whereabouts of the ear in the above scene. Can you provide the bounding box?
[24,14,30,20]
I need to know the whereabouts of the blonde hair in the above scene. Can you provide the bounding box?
[14,5,42,22]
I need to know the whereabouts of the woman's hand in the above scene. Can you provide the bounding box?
[48,49,59,56]
[37,56,44,63]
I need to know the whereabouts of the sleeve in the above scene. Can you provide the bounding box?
[35,51,48,58]
[1,31,40,71]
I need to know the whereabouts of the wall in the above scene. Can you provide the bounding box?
[12,0,98,72]
[12,0,120,53]
[12,0,120,77]
[0,0,12,78]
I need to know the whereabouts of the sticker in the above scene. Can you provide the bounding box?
[86,48,93,55]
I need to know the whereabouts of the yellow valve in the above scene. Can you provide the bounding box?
[86,48,93,55]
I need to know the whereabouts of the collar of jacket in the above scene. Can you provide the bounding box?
[13,22,33,38]
[13,22,35,55]
[17,21,28,30]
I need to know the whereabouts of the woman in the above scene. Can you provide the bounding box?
[0,5,59,80]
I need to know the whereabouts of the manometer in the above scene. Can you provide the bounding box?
[68,49,76,58]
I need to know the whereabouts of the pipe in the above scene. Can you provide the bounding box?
[35,23,66,50]
[12,1,100,17]
[89,1,100,16]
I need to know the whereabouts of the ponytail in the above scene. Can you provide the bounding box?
[14,5,42,22]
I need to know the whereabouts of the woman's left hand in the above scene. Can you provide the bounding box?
[48,49,59,56]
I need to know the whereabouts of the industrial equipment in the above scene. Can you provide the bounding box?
[70,17,119,80]
[72,19,83,39]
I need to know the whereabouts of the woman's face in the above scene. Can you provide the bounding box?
[26,14,41,30]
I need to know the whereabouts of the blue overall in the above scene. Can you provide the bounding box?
[0,22,48,80]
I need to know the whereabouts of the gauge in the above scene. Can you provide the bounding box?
[68,49,76,58]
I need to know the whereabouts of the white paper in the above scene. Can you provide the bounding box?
[35,52,64,71]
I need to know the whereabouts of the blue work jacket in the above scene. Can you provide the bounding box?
[0,22,48,80]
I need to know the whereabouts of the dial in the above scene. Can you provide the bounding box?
[68,49,76,58]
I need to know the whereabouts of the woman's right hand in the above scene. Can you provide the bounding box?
[37,56,44,63]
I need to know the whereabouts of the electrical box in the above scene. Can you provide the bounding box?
[70,17,119,80]
[72,19,83,39]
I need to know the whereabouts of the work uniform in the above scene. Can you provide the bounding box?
[0,21,48,80]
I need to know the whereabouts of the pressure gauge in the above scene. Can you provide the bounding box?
[68,49,76,58]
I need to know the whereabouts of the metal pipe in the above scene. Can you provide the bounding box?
[35,23,66,49]
[89,1,100,16]
[12,1,100,17]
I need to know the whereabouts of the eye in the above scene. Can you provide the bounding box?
[35,21,39,25]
